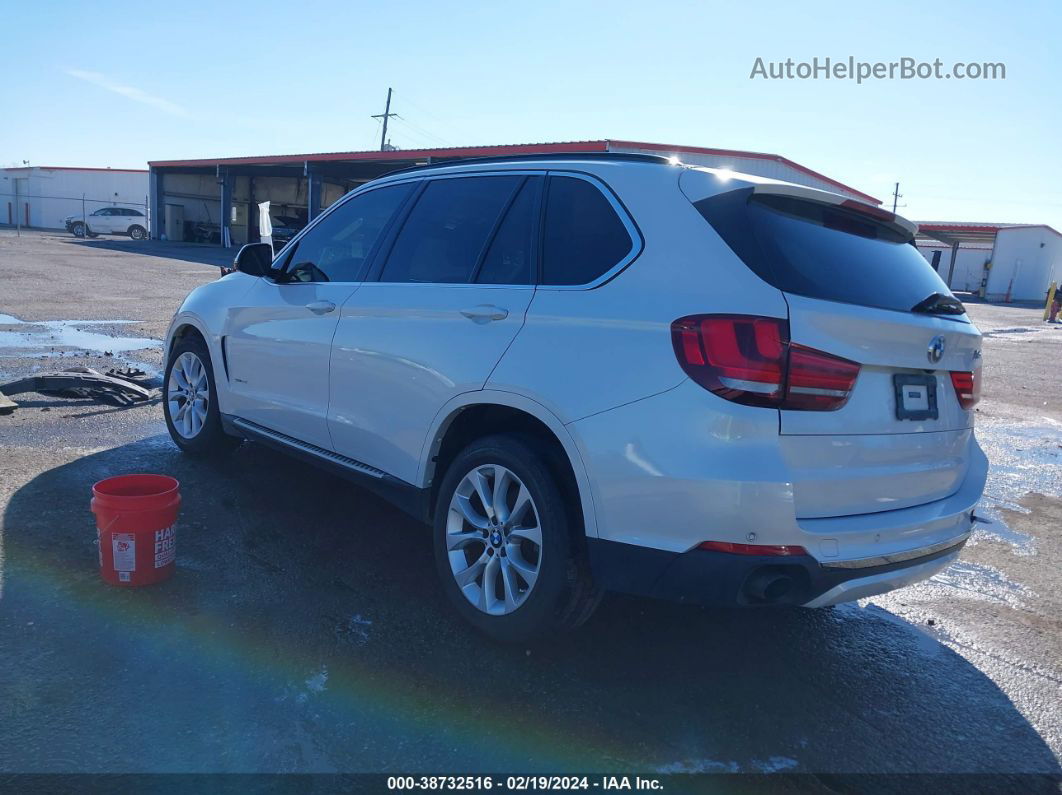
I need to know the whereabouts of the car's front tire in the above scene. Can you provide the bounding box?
[163,334,239,456]
[71,222,86,238]
[433,434,601,643]
[128,224,147,240]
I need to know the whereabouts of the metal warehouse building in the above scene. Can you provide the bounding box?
[916,222,1062,301]
[145,138,1062,302]
[146,139,881,248]
[0,166,148,230]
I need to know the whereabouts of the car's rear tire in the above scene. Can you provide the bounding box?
[128,224,147,240]
[163,334,239,456]
[71,222,86,238]
[433,434,601,643]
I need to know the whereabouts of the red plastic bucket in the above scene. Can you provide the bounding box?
[91,474,181,586]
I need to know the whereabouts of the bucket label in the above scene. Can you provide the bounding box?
[112,533,136,572]
[154,524,176,569]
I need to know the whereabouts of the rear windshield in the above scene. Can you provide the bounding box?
[695,190,958,316]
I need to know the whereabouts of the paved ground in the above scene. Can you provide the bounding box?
[1,230,1061,783]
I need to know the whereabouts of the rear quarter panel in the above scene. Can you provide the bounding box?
[486,163,790,423]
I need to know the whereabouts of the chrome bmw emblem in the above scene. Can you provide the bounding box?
[927,336,946,364]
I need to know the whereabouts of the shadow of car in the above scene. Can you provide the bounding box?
[1,437,1059,781]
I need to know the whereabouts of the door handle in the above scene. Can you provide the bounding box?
[306,300,336,315]
[460,305,509,324]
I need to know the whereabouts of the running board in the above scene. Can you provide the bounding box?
[224,415,431,523]
[231,417,386,479]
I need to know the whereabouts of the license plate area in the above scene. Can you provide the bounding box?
[893,374,938,421]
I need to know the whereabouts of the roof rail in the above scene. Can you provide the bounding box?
[379,151,676,179]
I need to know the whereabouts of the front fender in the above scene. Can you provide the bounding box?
[164,273,258,415]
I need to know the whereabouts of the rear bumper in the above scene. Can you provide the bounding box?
[587,533,968,608]
[571,379,988,561]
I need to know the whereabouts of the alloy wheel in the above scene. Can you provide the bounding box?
[445,464,543,616]
[167,351,209,439]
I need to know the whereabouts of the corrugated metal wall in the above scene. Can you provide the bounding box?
[985,227,1062,301]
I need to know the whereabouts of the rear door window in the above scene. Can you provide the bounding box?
[541,176,634,285]
[380,175,522,284]
[696,191,956,315]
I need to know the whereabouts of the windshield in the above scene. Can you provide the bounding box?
[696,189,963,317]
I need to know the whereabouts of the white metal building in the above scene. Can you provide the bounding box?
[916,222,1062,301]
[0,166,149,231]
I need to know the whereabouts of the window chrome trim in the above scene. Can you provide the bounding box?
[272,166,644,291]
[536,169,645,291]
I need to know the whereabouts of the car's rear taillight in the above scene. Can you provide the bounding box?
[950,369,981,410]
[671,314,860,411]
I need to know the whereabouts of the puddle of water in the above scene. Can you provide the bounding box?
[656,759,740,774]
[968,511,1036,555]
[971,416,1062,553]
[981,326,1043,337]
[656,756,798,774]
[0,314,160,355]
[930,560,1031,609]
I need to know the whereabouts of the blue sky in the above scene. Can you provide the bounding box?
[3,0,1060,227]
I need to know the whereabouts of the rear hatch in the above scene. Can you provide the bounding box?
[692,181,982,519]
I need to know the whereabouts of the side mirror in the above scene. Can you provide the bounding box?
[232,243,273,276]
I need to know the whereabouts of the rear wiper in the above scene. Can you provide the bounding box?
[911,292,965,315]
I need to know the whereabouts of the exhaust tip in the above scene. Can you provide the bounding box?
[744,570,794,603]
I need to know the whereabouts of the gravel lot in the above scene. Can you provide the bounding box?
[1,230,1060,785]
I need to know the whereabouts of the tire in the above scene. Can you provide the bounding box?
[71,222,86,238]
[128,224,147,240]
[433,434,601,643]
[163,334,239,456]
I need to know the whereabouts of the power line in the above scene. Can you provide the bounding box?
[395,91,479,144]
[390,116,452,148]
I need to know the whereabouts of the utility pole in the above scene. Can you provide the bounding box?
[372,88,398,151]
[892,182,903,213]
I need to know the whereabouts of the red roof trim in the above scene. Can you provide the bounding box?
[0,166,148,173]
[148,141,609,169]
[605,139,882,205]
[917,224,1010,234]
[917,222,1062,241]
[147,138,879,204]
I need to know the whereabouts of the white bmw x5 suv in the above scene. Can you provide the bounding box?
[164,153,986,641]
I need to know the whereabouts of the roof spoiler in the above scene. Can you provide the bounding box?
[750,183,918,238]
